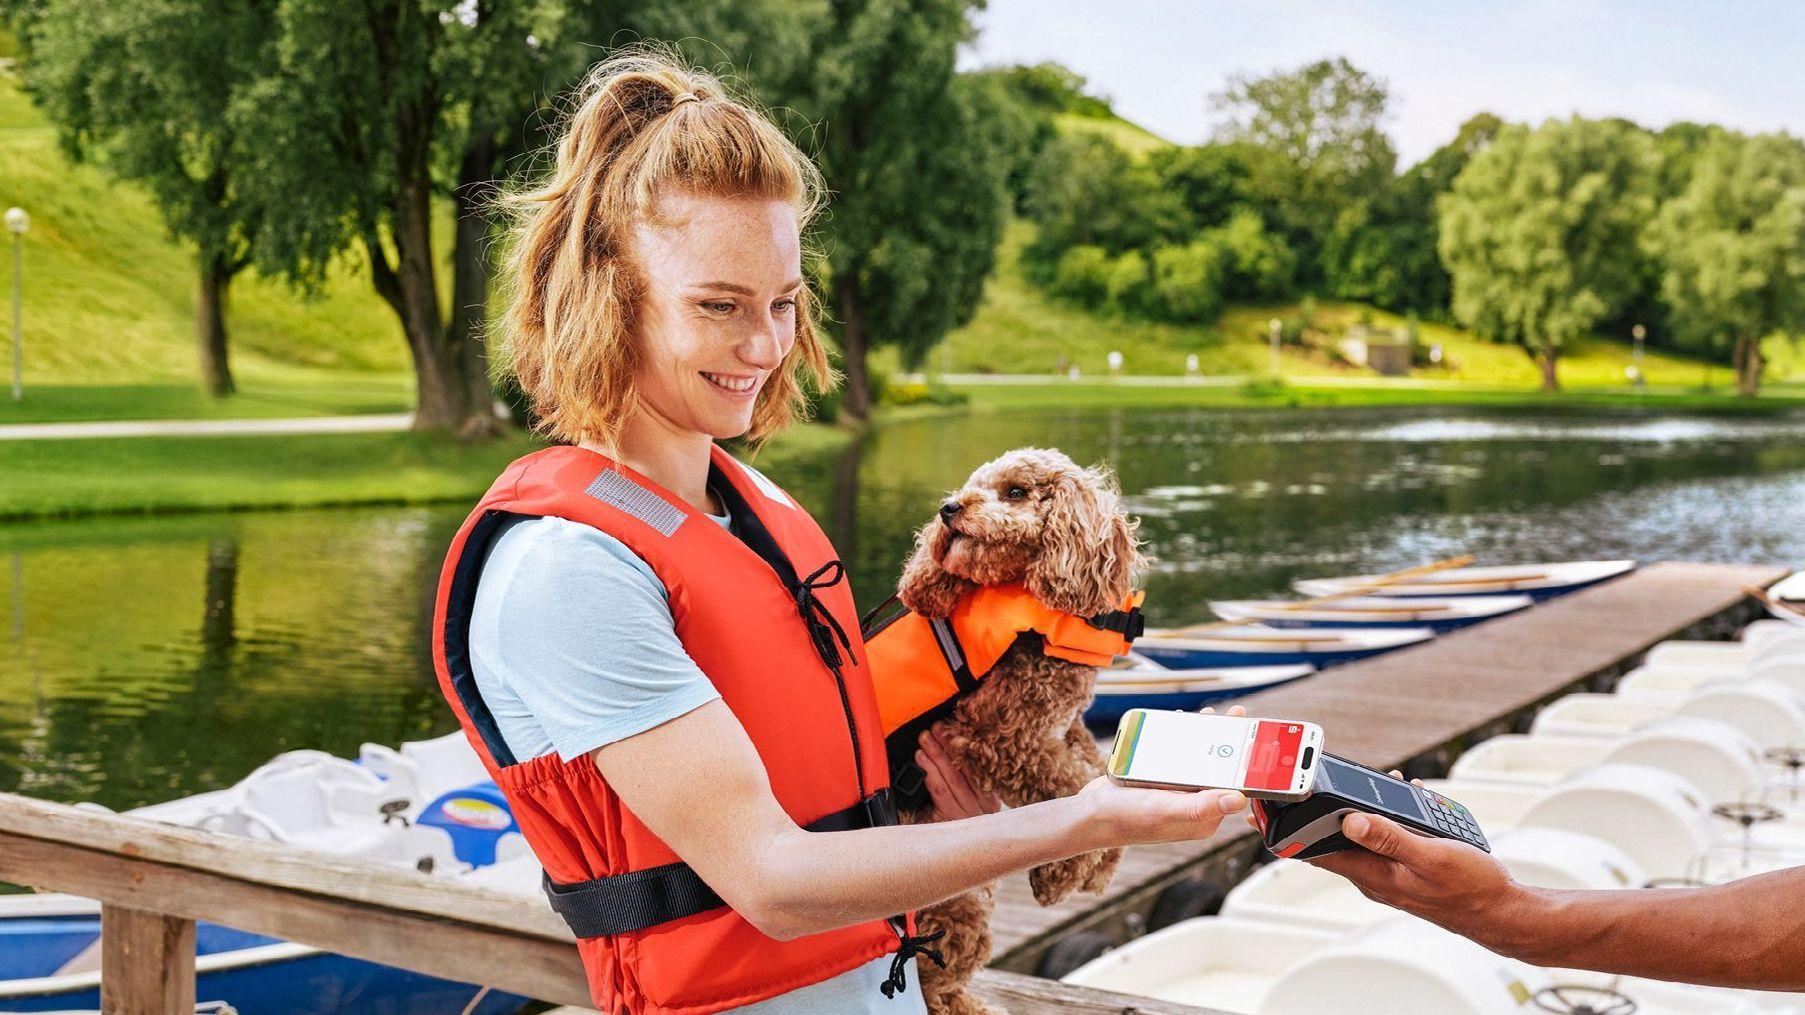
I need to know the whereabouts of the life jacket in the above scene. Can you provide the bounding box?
[862,584,1145,808]
[431,443,931,1015]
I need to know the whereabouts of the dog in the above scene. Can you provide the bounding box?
[894,447,1145,1015]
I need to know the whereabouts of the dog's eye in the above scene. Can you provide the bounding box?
[1004,486,1028,501]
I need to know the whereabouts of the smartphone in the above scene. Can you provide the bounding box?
[1254,752,1491,859]
[1107,708,1322,801]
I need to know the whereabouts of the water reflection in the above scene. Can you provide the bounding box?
[4,406,1805,809]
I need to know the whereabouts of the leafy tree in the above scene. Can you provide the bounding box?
[1151,241,1226,322]
[1212,57,1397,287]
[1645,131,1805,394]
[1336,113,1502,317]
[775,0,1018,421]
[1023,132,1184,268]
[1051,245,1111,305]
[1145,142,1261,231]
[22,0,274,396]
[1105,250,1155,316]
[1439,117,1658,390]
[1208,207,1294,301]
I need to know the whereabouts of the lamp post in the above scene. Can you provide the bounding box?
[5,207,26,402]
[1268,318,1282,379]
[1631,324,1646,392]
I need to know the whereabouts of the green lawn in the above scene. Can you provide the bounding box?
[0,370,415,424]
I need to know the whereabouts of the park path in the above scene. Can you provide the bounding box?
[0,413,414,441]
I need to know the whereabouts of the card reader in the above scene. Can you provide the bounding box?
[1252,752,1491,859]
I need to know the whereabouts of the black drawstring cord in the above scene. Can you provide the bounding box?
[881,928,946,998]
[794,560,855,671]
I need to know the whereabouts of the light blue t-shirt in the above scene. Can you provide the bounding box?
[468,511,924,1014]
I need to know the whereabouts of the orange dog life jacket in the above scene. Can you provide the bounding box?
[432,444,931,1015]
[863,584,1145,806]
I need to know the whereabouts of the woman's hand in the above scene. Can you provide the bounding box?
[919,725,1002,822]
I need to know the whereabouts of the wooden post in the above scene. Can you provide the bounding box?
[100,905,195,1015]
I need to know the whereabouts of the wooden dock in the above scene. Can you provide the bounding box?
[987,560,1789,974]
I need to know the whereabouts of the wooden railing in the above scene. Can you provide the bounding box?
[0,791,1217,1014]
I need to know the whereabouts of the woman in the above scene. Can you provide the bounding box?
[429,50,1244,1015]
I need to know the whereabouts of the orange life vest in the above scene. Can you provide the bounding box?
[431,444,927,1015]
[863,584,1145,806]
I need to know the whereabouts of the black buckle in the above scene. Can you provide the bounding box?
[862,787,899,828]
[1088,607,1145,641]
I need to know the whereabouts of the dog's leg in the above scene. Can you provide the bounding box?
[1020,716,1120,906]
[914,883,999,1015]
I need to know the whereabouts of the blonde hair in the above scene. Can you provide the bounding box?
[496,47,834,449]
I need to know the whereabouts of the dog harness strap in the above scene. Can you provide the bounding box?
[542,790,900,937]
[927,616,980,694]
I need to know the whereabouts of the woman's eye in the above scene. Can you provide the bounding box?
[773,298,797,313]
[1005,486,1028,500]
[702,301,735,314]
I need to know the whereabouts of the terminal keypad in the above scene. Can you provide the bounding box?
[1419,788,1489,849]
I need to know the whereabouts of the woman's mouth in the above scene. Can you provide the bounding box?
[702,371,759,397]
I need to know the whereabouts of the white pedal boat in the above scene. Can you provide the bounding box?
[1064,914,1786,1015]
[1531,681,1805,746]
[1206,595,1530,632]
[1292,560,1635,601]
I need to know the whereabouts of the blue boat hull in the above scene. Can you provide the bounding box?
[0,916,527,1015]
[1133,643,1400,669]
[1085,675,1315,726]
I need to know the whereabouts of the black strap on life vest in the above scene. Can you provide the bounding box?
[1089,605,1146,641]
[544,789,899,937]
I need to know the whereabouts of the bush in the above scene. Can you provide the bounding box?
[1051,244,1112,306]
[1106,250,1157,316]
[882,379,971,407]
[1151,241,1227,322]
[1211,208,1297,300]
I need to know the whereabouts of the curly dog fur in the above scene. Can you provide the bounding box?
[896,448,1145,1015]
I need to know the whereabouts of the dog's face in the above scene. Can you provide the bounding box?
[899,448,1145,618]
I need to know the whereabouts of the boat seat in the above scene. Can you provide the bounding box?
[1062,914,1340,1012]
[1449,735,1611,787]
[1515,764,1716,883]
[1258,918,1560,1015]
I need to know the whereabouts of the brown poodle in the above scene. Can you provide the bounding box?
[896,447,1145,1015]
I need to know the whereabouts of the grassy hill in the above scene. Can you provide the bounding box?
[1054,111,1173,160]
[0,71,415,419]
[928,220,1796,391]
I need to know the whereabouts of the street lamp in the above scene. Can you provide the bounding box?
[1268,318,1283,379]
[1631,324,1646,391]
[5,207,26,402]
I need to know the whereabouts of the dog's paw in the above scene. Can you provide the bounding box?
[1028,856,1087,907]
[1079,846,1123,894]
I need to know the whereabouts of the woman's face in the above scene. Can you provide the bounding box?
[630,190,803,442]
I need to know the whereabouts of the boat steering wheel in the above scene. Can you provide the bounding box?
[1711,801,1784,828]
[1532,985,1638,1015]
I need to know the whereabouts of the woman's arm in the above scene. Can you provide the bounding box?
[592,699,1244,941]
[1311,812,1805,991]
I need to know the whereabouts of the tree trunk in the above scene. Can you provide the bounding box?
[1537,345,1561,393]
[196,252,235,398]
[835,274,873,422]
[1735,334,1763,396]
[447,136,503,440]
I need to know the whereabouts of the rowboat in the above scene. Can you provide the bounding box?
[1133,625,1435,669]
[0,734,534,1014]
[1085,656,1316,725]
[1293,560,1636,601]
[1208,594,1531,632]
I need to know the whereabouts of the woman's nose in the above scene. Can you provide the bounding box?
[740,316,787,370]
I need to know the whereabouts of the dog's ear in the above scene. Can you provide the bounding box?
[898,517,977,618]
[1026,467,1145,616]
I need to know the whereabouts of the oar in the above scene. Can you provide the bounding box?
[1170,555,1477,635]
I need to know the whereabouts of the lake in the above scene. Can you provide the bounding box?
[5,406,1805,809]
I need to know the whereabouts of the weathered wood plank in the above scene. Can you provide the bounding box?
[970,968,1221,1013]
[988,562,1785,966]
[100,905,194,1015]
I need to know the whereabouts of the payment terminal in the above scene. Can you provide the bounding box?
[1252,752,1491,859]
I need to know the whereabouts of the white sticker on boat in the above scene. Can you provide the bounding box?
[441,797,512,830]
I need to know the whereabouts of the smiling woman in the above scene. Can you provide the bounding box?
[430,45,1246,1015]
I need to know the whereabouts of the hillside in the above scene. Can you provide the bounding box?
[0,71,413,413]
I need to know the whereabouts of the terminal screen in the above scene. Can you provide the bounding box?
[1316,755,1427,822]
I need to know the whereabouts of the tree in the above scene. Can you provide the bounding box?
[1645,131,1805,395]
[779,0,1019,421]
[1023,133,1185,267]
[235,2,770,437]
[22,0,274,397]
[1438,117,1657,391]
[1212,57,1398,288]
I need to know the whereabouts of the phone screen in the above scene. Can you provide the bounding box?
[1313,755,1427,821]
[1114,711,1312,792]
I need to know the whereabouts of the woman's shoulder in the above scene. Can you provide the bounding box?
[478,515,664,601]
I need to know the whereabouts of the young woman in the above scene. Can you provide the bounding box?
[430,50,1245,1015]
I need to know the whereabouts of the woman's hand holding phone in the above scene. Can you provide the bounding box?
[1079,704,1251,846]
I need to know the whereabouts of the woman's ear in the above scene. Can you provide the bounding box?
[898,518,977,618]
[1026,469,1144,616]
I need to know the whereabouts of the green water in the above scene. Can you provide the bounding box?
[6,406,1805,809]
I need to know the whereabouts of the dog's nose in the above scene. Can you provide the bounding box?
[939,501,963,522]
